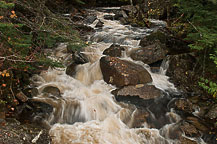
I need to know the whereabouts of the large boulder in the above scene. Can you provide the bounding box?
[130,42,167,64]
[100,56,152,88]
[103,44,126,57]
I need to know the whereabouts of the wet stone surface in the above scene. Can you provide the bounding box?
[100,56,152,88]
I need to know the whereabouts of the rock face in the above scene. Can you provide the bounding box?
[130,43,167,64]
[103,44,125,57]
[139,29,189,55]
[100,56,152,88]
[113,84,162,100]
[166,53,197,92]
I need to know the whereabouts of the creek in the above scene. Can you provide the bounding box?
[31,7,206,144]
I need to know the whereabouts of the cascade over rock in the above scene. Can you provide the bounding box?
[100,56,152,88]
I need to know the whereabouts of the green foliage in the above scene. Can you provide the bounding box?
[0,1,14,9]
[172,0,217,52]
[0,0,84,110]
[170,0,217,98]
[199,78,217,98]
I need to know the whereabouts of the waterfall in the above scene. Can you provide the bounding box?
[31,8,203,144]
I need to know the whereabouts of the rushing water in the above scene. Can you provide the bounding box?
[31,8,204,144]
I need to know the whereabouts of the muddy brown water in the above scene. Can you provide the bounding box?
[30,8,208,144]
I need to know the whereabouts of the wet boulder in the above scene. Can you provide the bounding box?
[180,122,201,137]
[103,44,126,57]
[66,62,77,77]
[84,15,97,24]
[130,43,167,64]
[113,84,162,100]
[66,51,88,77]
[174,99,194,113]
[100,56,152,88]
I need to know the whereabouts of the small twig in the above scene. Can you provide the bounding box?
[39,17,46,30]
[187,19,203,37]
[172,13,184,25]
[32,130,43,143]
[0,56,35,63]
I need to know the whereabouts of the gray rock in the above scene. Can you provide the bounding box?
[84,15,97,24]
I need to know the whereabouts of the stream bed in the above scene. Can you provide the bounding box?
[31,7,208,144]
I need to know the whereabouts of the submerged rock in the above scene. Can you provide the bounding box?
[103,44,126,57]
[100,56,152,88]
[130,43,167,64]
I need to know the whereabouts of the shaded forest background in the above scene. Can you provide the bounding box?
[0,0,216,122]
